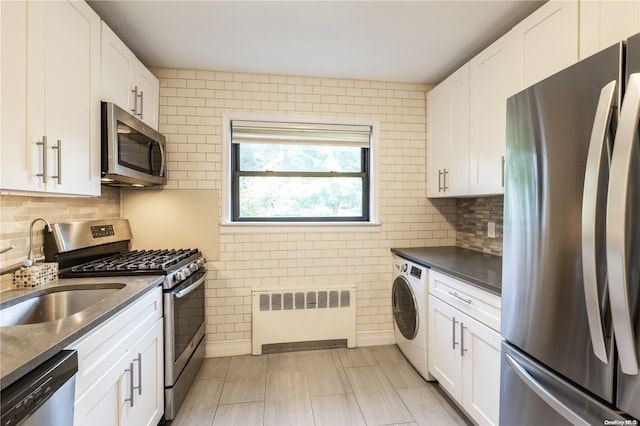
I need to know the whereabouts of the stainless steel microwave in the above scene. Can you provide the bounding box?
[101,101,167,187]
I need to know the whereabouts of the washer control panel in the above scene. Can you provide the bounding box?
[392,255,428,284]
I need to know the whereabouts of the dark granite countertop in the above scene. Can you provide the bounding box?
[391,246,502,295]
[0,275,164,390]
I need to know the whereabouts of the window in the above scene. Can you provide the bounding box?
[227,118,374,222]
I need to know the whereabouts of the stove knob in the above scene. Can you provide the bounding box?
[189,263,198,273]
[174,270,184,282]
[182,267,192,277]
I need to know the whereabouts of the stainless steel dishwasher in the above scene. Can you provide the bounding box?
[1,350,78,426]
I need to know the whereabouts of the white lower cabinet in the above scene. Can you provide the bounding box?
[70,287,163,426]
[461,309,502,425]
[428,273,502,426]
[128,320,164,426]
[429,295,463,399]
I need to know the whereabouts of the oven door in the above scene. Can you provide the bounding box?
[164,268,206,386]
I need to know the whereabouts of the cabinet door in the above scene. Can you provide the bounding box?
[515,0,579,88]
[101,21,135,113]
[426,64,469,198]
[428,295,462,401]
[0,1,35,192]
[27,0,100,196]
[469,33,522,195]
[461,314,502,426]
[580,1,640,59]
[133,65,160,130]
[74,349,131,426]
[127,319,164,426]
[427,84,450,198]
[446,64,470,196]
[101,22,159,130]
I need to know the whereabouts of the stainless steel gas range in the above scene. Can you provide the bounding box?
[44,219,206,421]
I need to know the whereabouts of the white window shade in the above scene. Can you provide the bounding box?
[231,120,371,147]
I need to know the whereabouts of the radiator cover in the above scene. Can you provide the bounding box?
[251,286,356,355]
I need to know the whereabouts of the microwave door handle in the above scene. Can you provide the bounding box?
[159,140,166,178]
[606,73,640,375]
[582,80,616,364]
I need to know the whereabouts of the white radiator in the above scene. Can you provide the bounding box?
[251,286,356,355]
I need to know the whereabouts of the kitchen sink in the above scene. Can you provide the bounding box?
[0,284,126,326]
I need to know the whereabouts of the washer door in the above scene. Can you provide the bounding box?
[392,276,418,340]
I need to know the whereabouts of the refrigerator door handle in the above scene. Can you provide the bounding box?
[606,72,640,375]
[505,353,591,426]
[581,80,617,364]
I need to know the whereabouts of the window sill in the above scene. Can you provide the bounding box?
[219,221,382,234]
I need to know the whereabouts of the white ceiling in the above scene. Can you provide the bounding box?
[88,1,544,85]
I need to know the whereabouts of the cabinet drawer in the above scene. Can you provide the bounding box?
[69,287,162,397]
[429,269,501,332]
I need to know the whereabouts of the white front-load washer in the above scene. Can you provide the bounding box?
[392,254,431,380]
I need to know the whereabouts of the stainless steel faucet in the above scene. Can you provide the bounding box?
[26,218,52,267]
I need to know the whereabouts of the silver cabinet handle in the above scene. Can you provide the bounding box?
[137,90,143,118]
[452,316,458,349]
[606,72,640,375]
[131,85,138,115]
[505,353,591,426]
[124,362,135,407]
[448,291,472,305]
[51,139,62,184]
[460,322,467,356]
[443,169,449,191]
[133,353,142,395]
[501,155,505,188]
[138,90,144,119]
[36,136,47,183]
[438,169,443,192]
[582,80,617,364]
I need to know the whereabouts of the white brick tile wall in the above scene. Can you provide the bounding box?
[155,68,456,348]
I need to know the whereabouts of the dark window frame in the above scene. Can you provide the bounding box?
[231,143,371,222]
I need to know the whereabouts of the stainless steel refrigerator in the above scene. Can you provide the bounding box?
[501,33,640,424]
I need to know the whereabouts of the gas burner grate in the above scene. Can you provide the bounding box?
[71,248,199,273]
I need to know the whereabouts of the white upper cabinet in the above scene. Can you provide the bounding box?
[514,0,579,89]
[101,22,159,130]
[427,0,584,198]
[427,64,470,198]
[1,0,101,196]
[580,0,640,60]
[427,84,450,198]
[131,65,160,129]
[469,33,522,195]
[1,1,29,191]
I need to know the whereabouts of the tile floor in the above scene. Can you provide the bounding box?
[168,345,469,426]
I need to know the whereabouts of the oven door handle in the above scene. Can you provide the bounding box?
[174,274,206,299]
